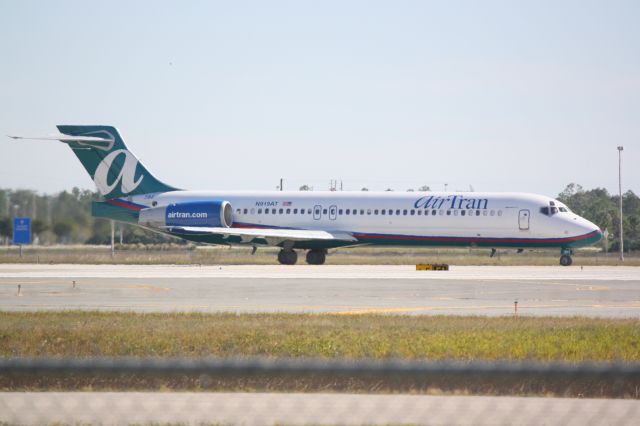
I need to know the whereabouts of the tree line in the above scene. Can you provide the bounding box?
[0,185,638,251]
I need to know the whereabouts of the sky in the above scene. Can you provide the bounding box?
[0,0,638,196]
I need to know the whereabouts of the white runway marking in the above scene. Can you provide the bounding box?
[1,264,639,280]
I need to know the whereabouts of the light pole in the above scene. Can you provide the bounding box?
[617,146,624,262]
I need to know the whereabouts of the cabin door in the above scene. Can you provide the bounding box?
[518,209,530,230]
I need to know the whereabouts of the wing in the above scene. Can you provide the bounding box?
[166,226,357,246]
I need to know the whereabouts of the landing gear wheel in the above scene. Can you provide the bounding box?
[560,254,573,266]
[306,249,326,265]
[277,249,298,265]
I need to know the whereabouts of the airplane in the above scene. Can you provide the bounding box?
[10,125,603,266]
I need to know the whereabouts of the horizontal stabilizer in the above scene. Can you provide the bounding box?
[8,134,115,151]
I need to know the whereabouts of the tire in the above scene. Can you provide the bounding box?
[559,254,572,266]
[306,249,326,265]
[278,250,298,265]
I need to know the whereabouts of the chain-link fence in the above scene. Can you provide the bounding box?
[1,357,639,425]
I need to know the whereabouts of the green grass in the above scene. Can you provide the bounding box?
[2,312,639,396]
[1,311,638,361]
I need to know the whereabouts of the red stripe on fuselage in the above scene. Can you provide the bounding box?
[108,199,144,212]
[354,230,600,244]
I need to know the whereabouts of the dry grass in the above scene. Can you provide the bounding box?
[1,245,637,266]
[2,312,639,396]
[2,312,638,361]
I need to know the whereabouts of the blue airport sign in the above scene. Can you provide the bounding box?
[13,217,32,245]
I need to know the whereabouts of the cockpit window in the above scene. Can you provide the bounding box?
[559,207,568,212]
[540,207,550,215]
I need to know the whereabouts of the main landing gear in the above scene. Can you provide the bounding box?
[559,248,573,266]
[277,249,298,265]
[306,249,327,265]
[277,248,327,265]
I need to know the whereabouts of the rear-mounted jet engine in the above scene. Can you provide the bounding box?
[139,201,233,229]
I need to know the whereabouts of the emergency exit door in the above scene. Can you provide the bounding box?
[518,209,530,230]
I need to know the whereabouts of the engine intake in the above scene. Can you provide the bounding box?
[139,201,233,228]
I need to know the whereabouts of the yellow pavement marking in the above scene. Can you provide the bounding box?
[576,285,610,291]
[332,303,640,315]
[125,284,170,292]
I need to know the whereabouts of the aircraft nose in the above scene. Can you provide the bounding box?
[579,218,603,242]
[592,225,604,242]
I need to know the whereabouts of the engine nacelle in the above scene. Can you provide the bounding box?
[139,201,233,228]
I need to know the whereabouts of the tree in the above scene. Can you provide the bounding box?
[31,219,48,243]
[52,221,73,243]
[418,185,431,192]
[406,189,414,192]
[0,217,11,245]
[299,185,311,191]
[361,187,369,191]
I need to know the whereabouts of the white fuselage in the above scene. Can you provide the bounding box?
[125,190,602,249]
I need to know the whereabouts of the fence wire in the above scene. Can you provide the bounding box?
[1,357,639,425]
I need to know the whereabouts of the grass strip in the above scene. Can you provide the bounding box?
[1,312,639,396]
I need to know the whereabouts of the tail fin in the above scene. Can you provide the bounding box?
[57,125,178,199]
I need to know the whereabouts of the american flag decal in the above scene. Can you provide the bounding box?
[283,201,292,206]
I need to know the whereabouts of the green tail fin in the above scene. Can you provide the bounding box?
[57,125,178,199]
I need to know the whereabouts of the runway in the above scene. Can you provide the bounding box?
[2,392,638,425]
[1,265,639,317]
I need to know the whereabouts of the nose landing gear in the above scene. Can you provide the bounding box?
[559,248,573,266]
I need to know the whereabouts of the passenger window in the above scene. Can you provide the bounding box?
[461,210,466,216]
[279,208,284,214]
[360,209,365,215]
[381,209,386,215]
[396,209,400,215]
[286,208,291,214]
[388,209,393,216]
[498,210,503,216]
[258,208,262,214]
[353,210,357,216]
[307,209,312,214]
[403,209,408,215]
[410,210,415,215]
[432,210,437,216]
[417,210,422,216]
[446,210,451,216]
[251,208,255,214]
[293,208,298,214]
[367,209,372,215]
[346,209,350,215]
[244,208,248,214]
[483,211,488,216]
[236,209,241,214]
[476,210,480,216]
[323,209,328,215]
[490,210,495,216]
[301,209,305,215]
[374,209,379,215]
[439,210,444,216]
